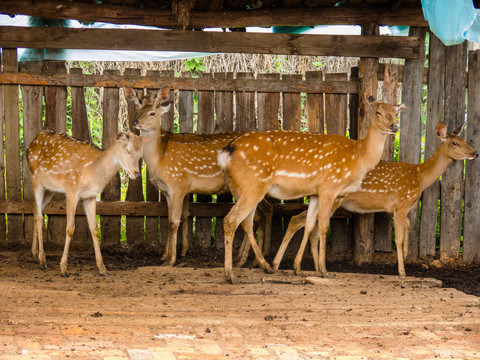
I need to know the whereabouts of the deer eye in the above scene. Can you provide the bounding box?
[376,112,382,116]
[452,141,458,146]
[149,111,155,117]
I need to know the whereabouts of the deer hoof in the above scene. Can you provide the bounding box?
[100,271,110,277]
[322,273,335,279]
[264,266,275,275]
[40,263,47,270]
[60,271,69,278]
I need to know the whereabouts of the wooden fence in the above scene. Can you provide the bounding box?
[0,41,479,264]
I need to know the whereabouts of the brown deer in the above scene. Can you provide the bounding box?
[27,130,143,277]
[124,87,272,267]
[273,121,478,277]
[218,99,406,283]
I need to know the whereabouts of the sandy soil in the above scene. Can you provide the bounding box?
[0,249,479,359]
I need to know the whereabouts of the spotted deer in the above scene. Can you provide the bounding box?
[124,87,272,267]
[27,130,143,277]
[218,99,406,283]
[273,121,478,277]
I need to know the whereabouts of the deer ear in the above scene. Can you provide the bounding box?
[436,121,448,140]
[123,86,142,109]
[395,103,407,113]
[453,121,466,136]
[116,132,128,141]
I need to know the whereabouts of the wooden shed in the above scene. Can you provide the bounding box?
[0,0,479,267]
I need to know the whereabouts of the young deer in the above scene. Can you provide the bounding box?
[218,99,406,283]
[27,130,143,277]
[124,87,271,267]
[274,121,478,277]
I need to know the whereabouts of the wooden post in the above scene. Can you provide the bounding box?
[440,41,468,261]
[214,72,234,250]
[100,69,121,248]
[43,60,67,247]
[325,72,349,258]
[399,27,427,260]
[196,72,215,249]
[353,23,379,266]
[464,49,480,263]
[70,67,93,248]
[20,61,43,247]
[374,63,398,253]
[419,33,445,258]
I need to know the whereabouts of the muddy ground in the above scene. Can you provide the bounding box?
[1,248,479,359]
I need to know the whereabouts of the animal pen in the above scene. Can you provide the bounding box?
[0,11,479,268]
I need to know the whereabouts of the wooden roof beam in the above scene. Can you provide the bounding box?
[0,26,421,59]
[0,0,427,28]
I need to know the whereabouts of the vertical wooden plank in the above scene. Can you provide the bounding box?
[235,72,256,132]
[177,72,194,252]
[157,70,175,250]
[43,60,67,247]
[399,27,427,260]
[419,33,445,258]
[353,23,379,266]
[196,72,215,248]
[440,41,468,261]
[0,54,5,245]
[282,74,302,131]
[19,61,43,247]
[3,49,23,245]
[69,67,92,249]
[306,71,324,134]
[464,49,480,263]
[100,69,121,249]
[214,72,234,250]
[124,70,145,250]
[325,73,349,257]
[374,63,399,253]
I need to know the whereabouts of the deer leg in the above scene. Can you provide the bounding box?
[235,234,250,268]
[161,194,173,262]
[261,200,273,257]
[403,215,411,260]
[272,210,307,270]
[309,224,320,272]
[240,208,273,274]
[393,211,407,278]
[293,196,319,275]
[83,197,109,277]
[316,194,336,277]
[224,194,265,283]
[60,195,79,277]
[251,215,266,267]
[32,185,47,268]
[180,195,190,257]
[164,193,184,267]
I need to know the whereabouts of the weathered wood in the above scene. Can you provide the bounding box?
[306,71,324,134]
[464,50,480,263]
[100,69,121,249]
[282,74,302,131]
[214,73,234,250]
[43,61,67,247]
[0,71,358,94]
[419,33,445,259]
[69,67,93,249]
[235,72,256,132]
[325,73,349,257]
[0,26,422,59]
[0,1,427,28]
[374,63,398,253]
[353,24,379,267]
[0,200,352,218]
[399,27,426,260]
[0,56,5,245]
[196,72,215,248]
[440,41,468,261]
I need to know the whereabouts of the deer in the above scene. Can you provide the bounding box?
[123,86,272,267]
[272,121,478,278]
[26,130,144,277]
[218,98,406,283]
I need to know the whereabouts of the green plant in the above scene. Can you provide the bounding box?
[184,57,206,74]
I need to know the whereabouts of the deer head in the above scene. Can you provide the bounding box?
[369,98,406,135]
[113,131,144,179]
[124,86,172,132]
[436,121,478,160]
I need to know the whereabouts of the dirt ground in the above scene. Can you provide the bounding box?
[1,248,479,360]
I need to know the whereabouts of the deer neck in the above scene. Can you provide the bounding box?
[356,124,387,173]
[418,143,453,191]
[90,144,122,191]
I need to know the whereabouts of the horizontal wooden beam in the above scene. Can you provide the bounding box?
[0,26,421,59]
[0,200,351,218]
[0,0,428,28]
[0,71,358,94]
